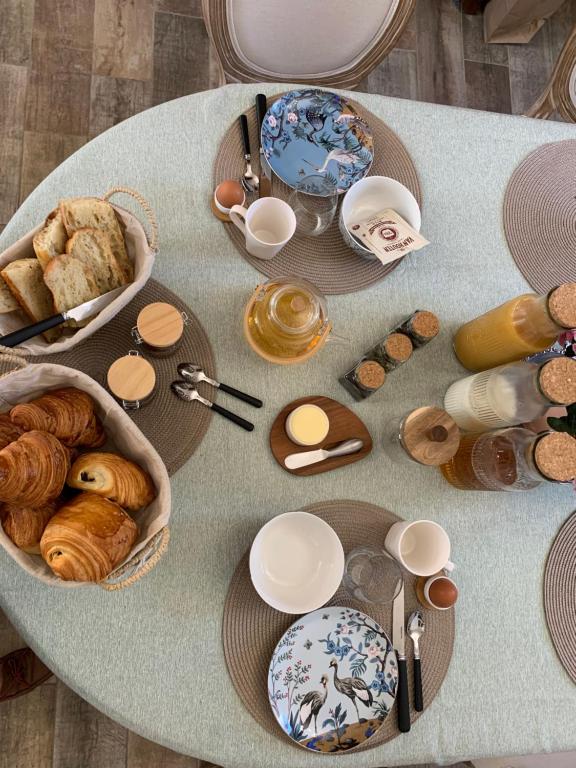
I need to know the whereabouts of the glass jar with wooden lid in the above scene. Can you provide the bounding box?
[107,351,156,411]
[131,302,187,357]
[383,406,461,466]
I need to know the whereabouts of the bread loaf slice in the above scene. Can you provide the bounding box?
[0,258,60,342]
[66,228,127,294]
[43,255,99,328]
[33,211,68,270]
[59,198,133,282]
[0,278,20,314]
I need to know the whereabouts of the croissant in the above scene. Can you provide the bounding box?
[40,492,138,582]
[0,430,70,507]
[67,452,156,511]
[1,501,57,554]
[10,388,105,448]
[0,413,22,449]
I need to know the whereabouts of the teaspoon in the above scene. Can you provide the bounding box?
[177,363,262,408]
[171,380,254,432]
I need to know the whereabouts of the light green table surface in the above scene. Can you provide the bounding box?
[1,84,575,768]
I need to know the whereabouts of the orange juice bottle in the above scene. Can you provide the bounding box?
[453,284,576,371]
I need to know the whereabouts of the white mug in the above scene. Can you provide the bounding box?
[229,198,296,260]
[384,520,454,577]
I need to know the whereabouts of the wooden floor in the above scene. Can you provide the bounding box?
[0,0,575,766]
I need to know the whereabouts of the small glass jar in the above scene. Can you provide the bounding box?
[384,406,461,466]
[398,310,440,348]
[131,302,187,358]
[107,351,156,411]
[371,332,413,372]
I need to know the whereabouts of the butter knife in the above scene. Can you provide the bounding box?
[393,581,410,733]
[284,439,363,470]
[256,93,272,197]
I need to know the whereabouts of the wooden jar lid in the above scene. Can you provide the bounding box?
[535,432,576,482]
[549,283,576,328]
[107,355,156,402]
[539,358,576,404]
[400,406,461,466]
[136,302,184,348]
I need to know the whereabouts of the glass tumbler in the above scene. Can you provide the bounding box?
[288,175,338,236]
[343,546,403,605]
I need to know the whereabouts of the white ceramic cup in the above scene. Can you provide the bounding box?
[229,197,296,260]
[384,520,454,577]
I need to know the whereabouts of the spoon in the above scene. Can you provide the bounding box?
[177,363,262,408]
[407,610,425,712]
[239,114,259,193]
[284,438,363,470]
[171,380,254,432]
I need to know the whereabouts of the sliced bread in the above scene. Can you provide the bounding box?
[43,255,100,328]
[1,258,60,342]
[59,198,133,282]
[0,278,20,314]
[33,211,68,270]
[66,228,127,294]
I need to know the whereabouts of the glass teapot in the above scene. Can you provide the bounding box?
[243,276,339,364]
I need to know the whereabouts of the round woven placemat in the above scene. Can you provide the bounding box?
[544,510,576,684]
[37,279,215,476]
[213,96,422,295]
[223,500,454,752]
[503,140,576,293]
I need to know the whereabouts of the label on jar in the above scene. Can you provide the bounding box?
[349,208,429,265]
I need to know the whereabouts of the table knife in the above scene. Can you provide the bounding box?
[255,93,272,197]
[284,439,363,470]
[0,285,127,347]
[393,581,411,732]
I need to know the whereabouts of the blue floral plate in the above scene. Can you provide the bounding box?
[268,606,397,753]
[261,89,374,195]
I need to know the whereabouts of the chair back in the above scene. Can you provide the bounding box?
[202,0,415,89]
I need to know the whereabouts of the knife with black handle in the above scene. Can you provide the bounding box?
[255,94,272,197]
[392,582,411,732]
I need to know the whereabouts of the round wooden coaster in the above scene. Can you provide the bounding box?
[213,96,422,295]
[503,140,576,293]
[222,499,455,752]
[545,510,576,685]
[37,279,216,476]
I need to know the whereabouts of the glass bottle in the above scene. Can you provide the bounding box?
[440,428,576,492]
[444,357,576,432]
[453,284,576,371]
[384,406,461,466]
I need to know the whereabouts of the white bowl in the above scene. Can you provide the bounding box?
[249,511,345,614]
[339,176,421,260]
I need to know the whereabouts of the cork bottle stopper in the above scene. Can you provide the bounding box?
[539,358,576,404]
[137,302,184,348]
[356,360,385,390]
[384,332,413,363]
[534,432,576,482]
[548,283,576,328]
[411,311,440,340]
[400,406,461,466]
[107,355,156,402]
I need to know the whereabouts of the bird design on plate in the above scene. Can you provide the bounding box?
[261,89,374,195]
[268,607,397,752]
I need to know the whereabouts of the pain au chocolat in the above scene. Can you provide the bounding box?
[40,492,138,582]
[67,452,155,511]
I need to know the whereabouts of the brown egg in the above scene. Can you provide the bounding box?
[215,179,245,211]
[428,577,458,609]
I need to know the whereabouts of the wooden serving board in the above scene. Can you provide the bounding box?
[269,395,372,476]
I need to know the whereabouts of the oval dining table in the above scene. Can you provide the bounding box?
[1,84,575,768]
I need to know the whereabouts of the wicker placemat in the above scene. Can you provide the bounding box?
[37,279,215,476]
[544,510,576,684]
[213,96,422,295]
[222,500,455,752]
[503,140,576,293]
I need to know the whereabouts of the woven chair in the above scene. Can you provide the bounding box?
[201,0,415,90]
[526,23,576,121]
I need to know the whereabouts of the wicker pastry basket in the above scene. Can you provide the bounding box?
[0,187,158,356]
[0,354,171,590]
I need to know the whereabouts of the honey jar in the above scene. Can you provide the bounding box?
[107,351,156,410]
[131,302,187,357]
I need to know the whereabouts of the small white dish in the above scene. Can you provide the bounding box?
[249,511,345,614]
[339,176,421,261]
